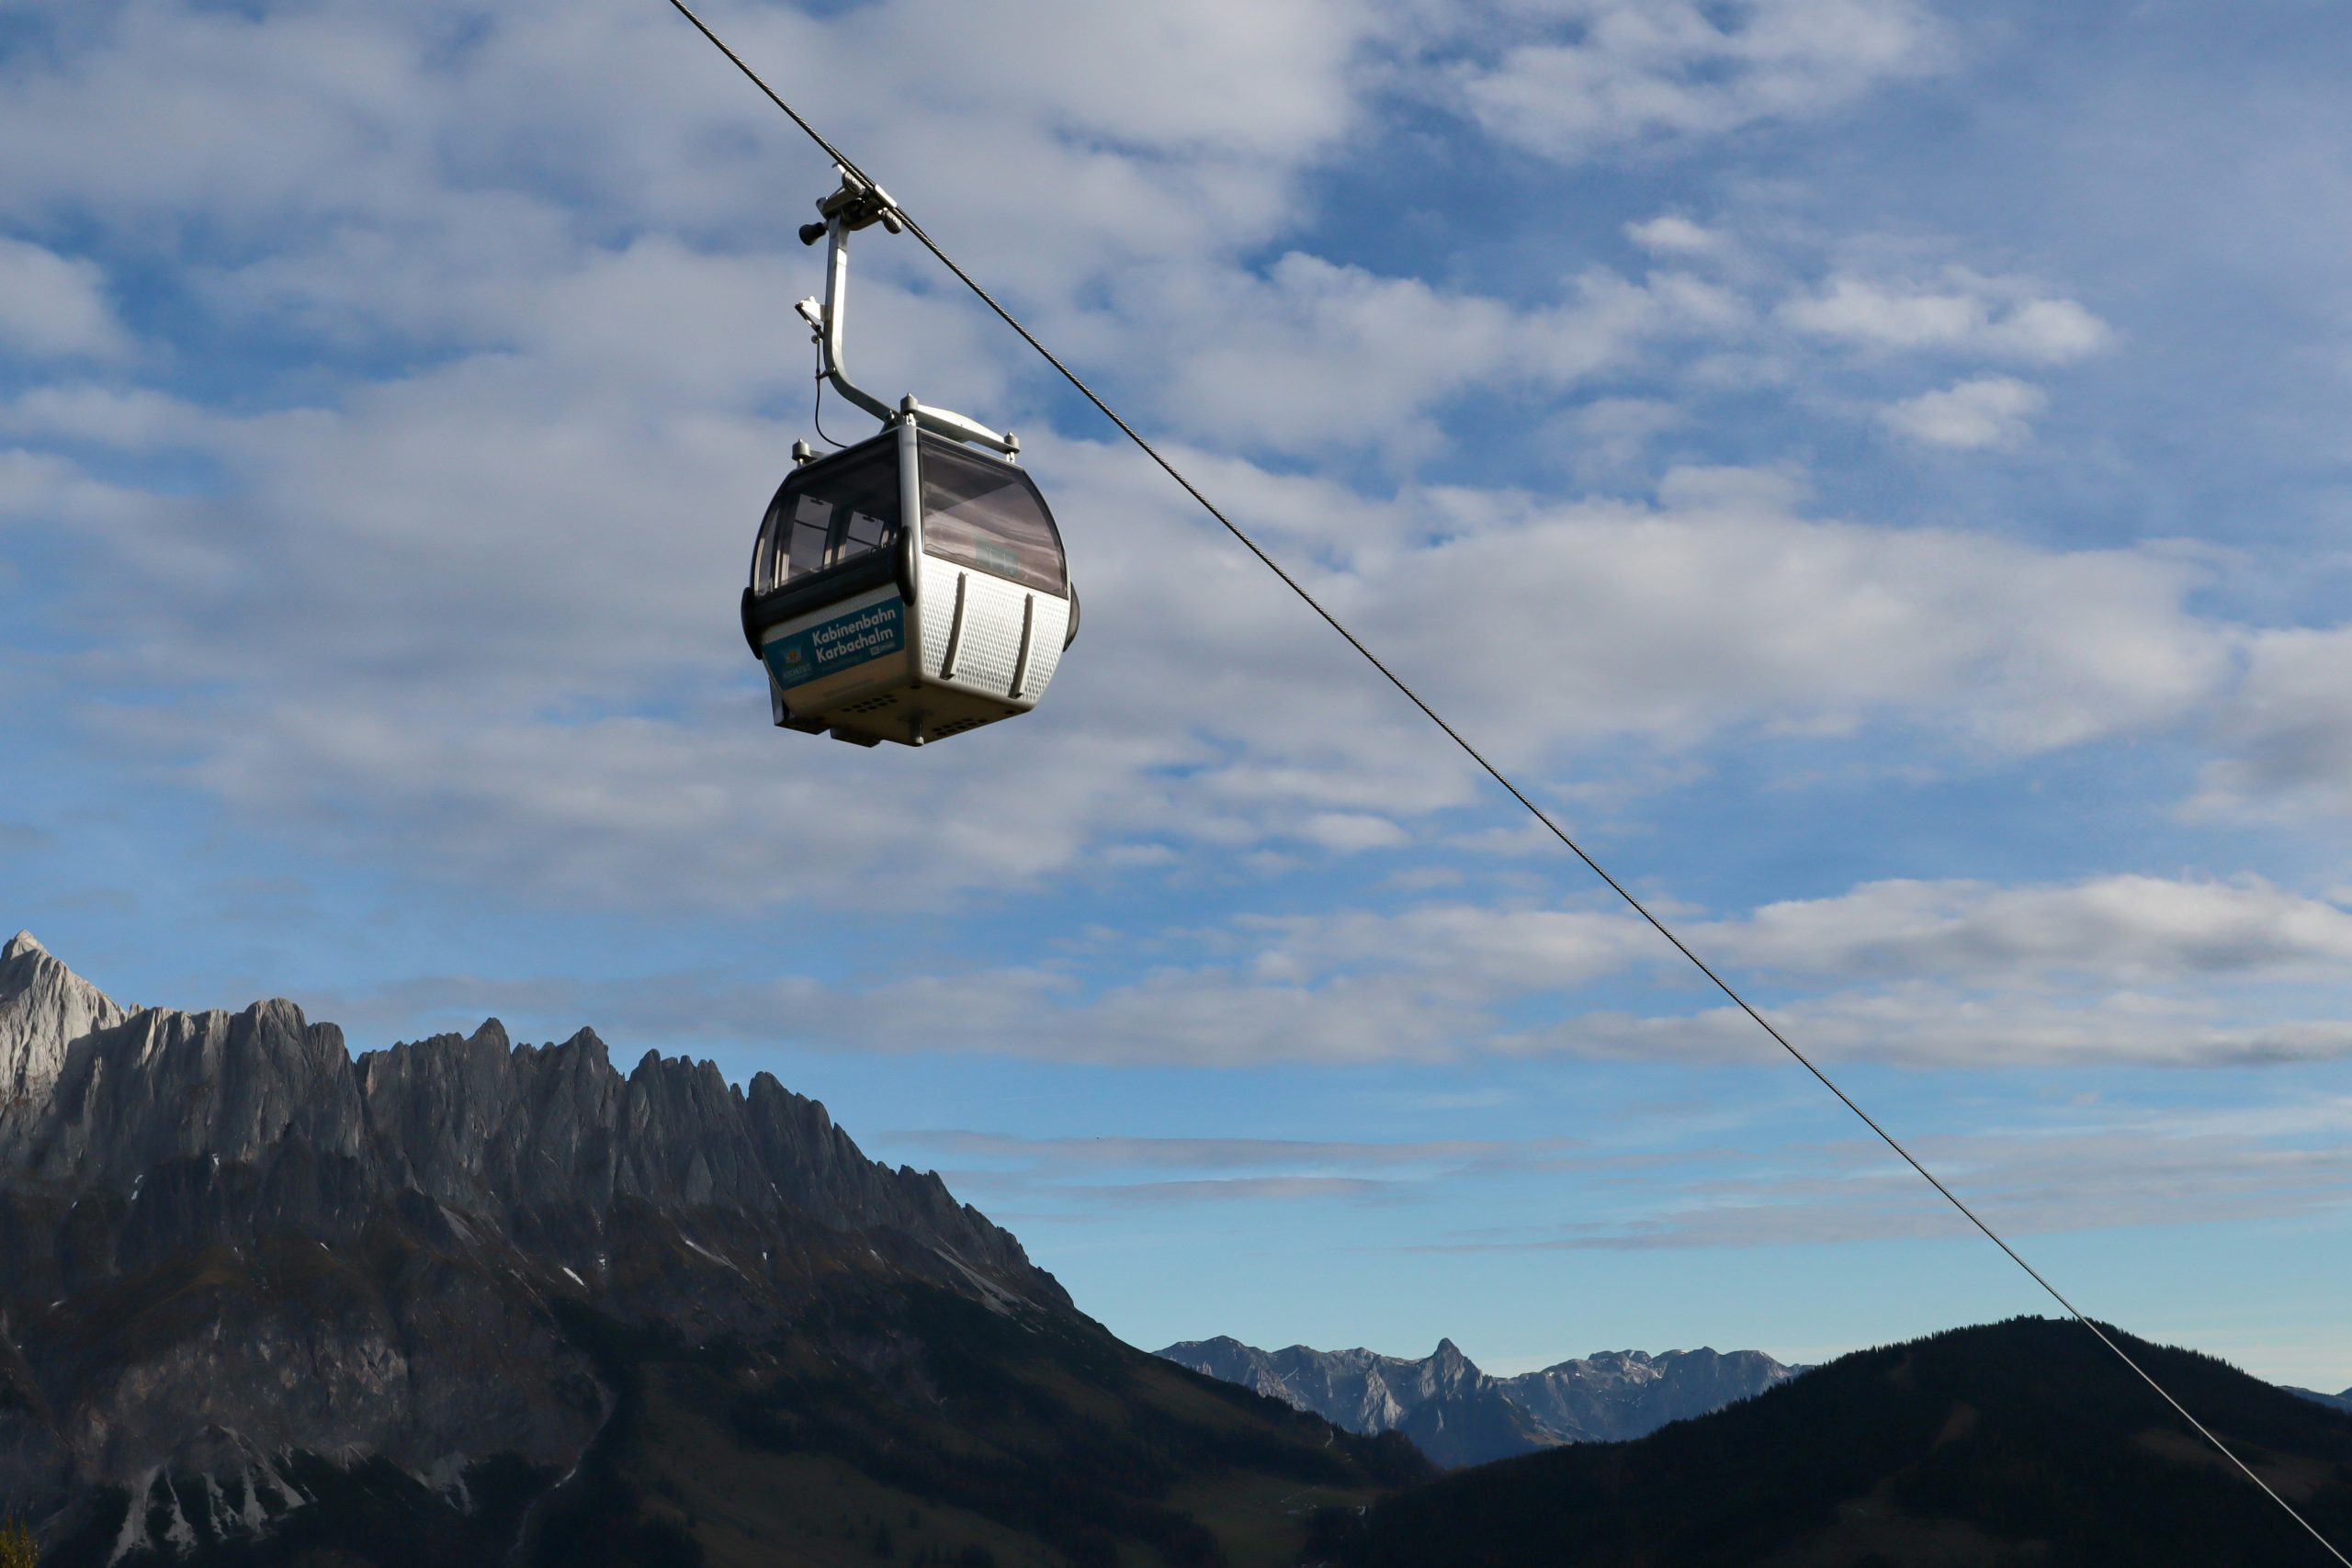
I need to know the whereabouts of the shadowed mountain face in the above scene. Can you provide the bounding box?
[0,933,1425,1566]
[1156,1335,1796,1467]
[1310,1316,2352,1568]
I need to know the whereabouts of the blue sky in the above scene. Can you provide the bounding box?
[6,0,2352,1384]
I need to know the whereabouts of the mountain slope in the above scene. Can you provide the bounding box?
[0,932,1425,1565]
[1157,1335,1795,1466]
[1313,1315,2352,1568]
[2290,1386,2352,1416]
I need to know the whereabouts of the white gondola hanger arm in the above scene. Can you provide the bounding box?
[797,168,1019,457]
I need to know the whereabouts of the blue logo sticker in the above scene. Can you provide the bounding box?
[765,595,906,690]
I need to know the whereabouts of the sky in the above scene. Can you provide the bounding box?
[5,0,2352,1387]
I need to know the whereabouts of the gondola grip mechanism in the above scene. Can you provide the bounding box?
[803,169,1017,456]
[899,393,1016,457]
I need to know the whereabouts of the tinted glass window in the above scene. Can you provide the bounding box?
[754,441,901,592]
[919,438,1066,593]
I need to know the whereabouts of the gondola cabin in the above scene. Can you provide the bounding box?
[741,421,1076,747]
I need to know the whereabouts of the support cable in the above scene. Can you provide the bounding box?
[811,344,845,449]
[660,5,2350,1559]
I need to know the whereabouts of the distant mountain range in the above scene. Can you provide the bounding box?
[2290,1385,2352,1416]
[1157,1334,1799,1467]
[1311,1315,2352,1568]
[0,931,1424,1565]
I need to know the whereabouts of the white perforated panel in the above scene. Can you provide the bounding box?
[1020,596,1069,700]
[920,556,958,678]
[959,573,1026,694]
[919,556,1041,698]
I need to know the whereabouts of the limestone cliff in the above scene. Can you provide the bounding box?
[0,933,1066,1555]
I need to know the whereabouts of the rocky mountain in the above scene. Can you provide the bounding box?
[0,931,125,1110]
[1311,1316,2352,1568]
[1157,1334,1796,1467]
[1498,1346,1801,1441]
[1156,1337,1553,1470]
[0,932,1426,1566]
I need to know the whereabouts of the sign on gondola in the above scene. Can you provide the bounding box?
[763,591,907,691]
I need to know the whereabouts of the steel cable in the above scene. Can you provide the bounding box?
[660,4,2352,1558]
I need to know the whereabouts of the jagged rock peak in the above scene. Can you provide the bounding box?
[345,1021,1061,1301]
[0,936,1070,1314]
[1,925,129,1111]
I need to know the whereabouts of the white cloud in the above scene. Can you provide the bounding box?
[0,449,85,515]
[1419,1102,2352,1248]
[1706,874,2352,985]
[1298,813,1412,852]
[897,1103,2352,1252]
[311,873,2352,1069]
[897,1130,1563,1172]
[1983,296,2112,362]
[1788,278,1976,349]
[0,238,129,359]
[1520,990,2352,1069]
[895,1129,1601,1212]
[1878,375,2047,448]
[861,0,1367,157]
[0,4,1765,469]
[0,0,1386,367]
[1551,396,1688,478]
[1625,215,1722,255]
[2191,626,2352,821]
[1108,254,1744,457]
[1781,275,2110,363]
[0,0,2268,926]
[1239,902,1657,1001]
[1441,0,1951,162]
[1,386,221,448]
[22,389,2236,910]
[0,448,164,549]
[1091,873,2352,1068]
[1354,479,2228,758]
[1246,875,2352,1069]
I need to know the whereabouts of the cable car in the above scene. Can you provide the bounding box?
[741,169,1077,747]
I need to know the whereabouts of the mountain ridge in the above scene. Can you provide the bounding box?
[2289,1384,2352,1416]
[0,932,1047,1296]
[6,931,1424,1565]
[1157,1332,1798,1466]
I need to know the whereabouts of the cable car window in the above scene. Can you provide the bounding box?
[787,494,833,579]
[757,444,901,593]
[843,507,888,557]
[920,439,1067,593]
